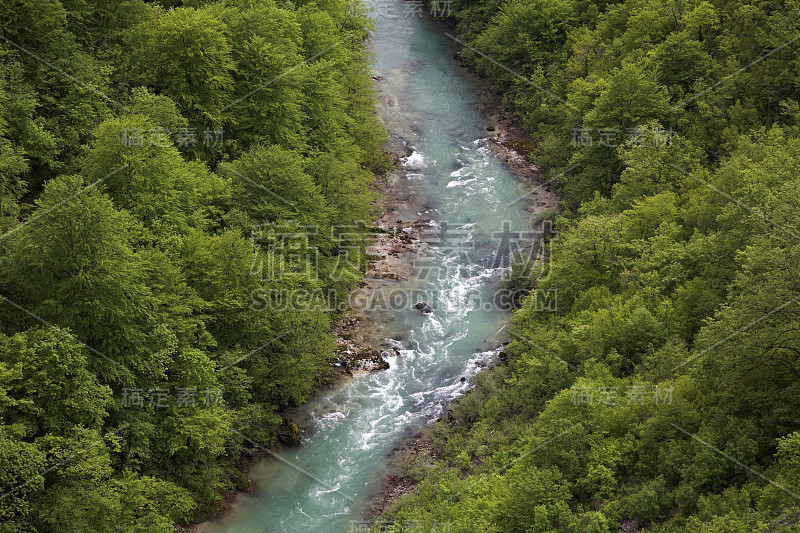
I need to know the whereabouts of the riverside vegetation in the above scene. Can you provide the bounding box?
[377,0,800,531]
[0,0,390,530]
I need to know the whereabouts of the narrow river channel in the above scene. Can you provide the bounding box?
[202,2,537,531]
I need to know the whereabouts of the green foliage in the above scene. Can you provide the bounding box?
[0,328,112,435]
[380,0,800,531]
[126,5,235,126]
[229,144,330,229]
[0,0,385,528]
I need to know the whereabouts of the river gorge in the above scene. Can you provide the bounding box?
[201,2,550,531]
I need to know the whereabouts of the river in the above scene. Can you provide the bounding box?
[200,2,537,531]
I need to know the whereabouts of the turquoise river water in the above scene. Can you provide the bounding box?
[202,2,537,531]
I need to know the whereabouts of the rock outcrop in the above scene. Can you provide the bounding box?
[277,418,302,446]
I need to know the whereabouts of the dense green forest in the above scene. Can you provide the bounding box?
[0,0,388,530]
[379,0,800,531]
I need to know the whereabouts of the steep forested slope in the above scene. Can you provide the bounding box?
[0,0,387,530]
[379,0,800,531]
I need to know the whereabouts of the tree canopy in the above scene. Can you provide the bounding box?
[0,0,387,529]
[379,0,800,531]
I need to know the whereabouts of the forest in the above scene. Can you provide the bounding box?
[0,0,388,530]
[3,0,800,530]
[378,0,800,531]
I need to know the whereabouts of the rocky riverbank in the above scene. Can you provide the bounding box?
[187,82,432,533]
[330,173,429,375]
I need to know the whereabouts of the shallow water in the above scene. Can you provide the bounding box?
[202,3,536,532]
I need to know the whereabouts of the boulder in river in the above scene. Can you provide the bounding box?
[345,347,390,374]
[414,302,433,314]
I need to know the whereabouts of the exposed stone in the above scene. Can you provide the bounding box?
[345,347,390,374]
[414,302,433,313]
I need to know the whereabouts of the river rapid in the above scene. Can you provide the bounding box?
[200,2,540,531]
